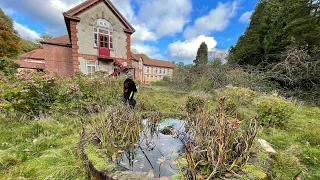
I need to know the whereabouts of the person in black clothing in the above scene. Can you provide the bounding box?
[123,71,137,108]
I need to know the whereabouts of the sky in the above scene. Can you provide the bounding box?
[0,0,258,63]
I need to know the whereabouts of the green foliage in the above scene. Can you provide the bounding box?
[194,42,208,68]
[0,8,20,58]
[191,78,211,92]
[185,95,205,115]
[150,76,171,86]
[229,0,320,65]
[0,58,19,76]
[0,72,122,117]
[255,94,295,126]
[19,38,40,53]
[216,86,258,112]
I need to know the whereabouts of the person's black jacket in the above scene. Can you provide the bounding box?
[123,79,137,100]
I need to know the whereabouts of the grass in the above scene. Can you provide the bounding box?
[0,85,319,179]
[262,105,320,179]
[0,115,86,179]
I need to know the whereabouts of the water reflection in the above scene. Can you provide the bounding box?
[118,119,185,178]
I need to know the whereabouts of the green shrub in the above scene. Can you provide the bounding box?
[216,86,258,113]
[0,72,123,117]
[191,78,212,92]
[150,76,171,86]
[0,71,59,116]
[0,58,19,76]
[186,95,205,115]
[255,94,295,127]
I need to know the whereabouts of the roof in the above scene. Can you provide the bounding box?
[64,0,135,34]
[19,49,45,60]
[135,54,175,68]
[131,51,138,61]
[17,60,45,69]
[43,35,70,45]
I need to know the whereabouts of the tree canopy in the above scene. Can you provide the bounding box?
[229,0,320,66]
[194,42,208,66]
[0,8,20,58]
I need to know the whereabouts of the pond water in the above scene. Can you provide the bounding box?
[117,119,186,178]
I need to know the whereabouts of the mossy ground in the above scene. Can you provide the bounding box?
[0,86,319,179]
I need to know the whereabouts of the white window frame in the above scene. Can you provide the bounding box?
[86,60,98,76]
[93,19,113,49]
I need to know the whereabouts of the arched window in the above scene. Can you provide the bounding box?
[93,19,113,49]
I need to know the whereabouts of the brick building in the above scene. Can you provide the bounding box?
[17,0,174,82]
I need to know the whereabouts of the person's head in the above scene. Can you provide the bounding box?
[126,71,133,79]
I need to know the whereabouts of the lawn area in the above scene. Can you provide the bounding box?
[0,86,319,179]
[263,105,320,179]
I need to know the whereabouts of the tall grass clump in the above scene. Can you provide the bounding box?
[183,97,259,179]
[85,104,142,158]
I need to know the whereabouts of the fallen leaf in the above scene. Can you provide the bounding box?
[172,160,178,165]
[225,173,232,178]
[118,150,125,153]
[147,170,154,178]
[197,175,205,180]
[112,153,117,161]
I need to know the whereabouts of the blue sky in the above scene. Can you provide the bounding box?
[0,0,258,63]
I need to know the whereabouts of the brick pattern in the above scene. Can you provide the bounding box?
[125,32,131,66]
[79,54,98,60]
[42,44,73,76]
[70,20,80,72]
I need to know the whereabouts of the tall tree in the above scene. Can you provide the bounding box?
[35,33,53,45]
[0,8,20,58]
[229,0,320,66]
[194,42,208,67]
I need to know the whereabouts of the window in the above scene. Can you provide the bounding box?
[155,68,158,74]
[163,69,166,74]
[139,59,142,69]
[86,60,98,76]
[147,67,149,73]
[139,72,142,76]
[93,19,113,49]
[159,69,162,74]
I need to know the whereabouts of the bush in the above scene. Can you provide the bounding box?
[0,71,123,117]
[216,86,258,113]
[255,94,295,127]
[191,78,212,92]
[150,76,171,86]
[0,58,19,76]
[185,95,205,115]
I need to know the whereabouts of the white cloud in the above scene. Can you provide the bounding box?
[14,21,40,40]
[183,1,238,39]
[239,11,252,24]
[167,35,217,62]
[138,0,192,37]
[131,43,159,56]
[0,0,82,36]
[131,23,158,43]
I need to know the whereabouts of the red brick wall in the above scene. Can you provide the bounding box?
[42,44,73,77]
[125,33,131,66]
[70,20,80,72]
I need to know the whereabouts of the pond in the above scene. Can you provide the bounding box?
[117,118,186,178]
